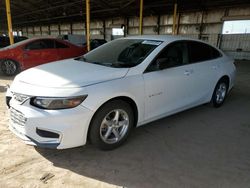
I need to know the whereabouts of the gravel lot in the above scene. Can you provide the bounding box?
[0,61,250,188]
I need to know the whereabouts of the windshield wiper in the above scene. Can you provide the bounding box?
[75,56,86,62]
[76,57,112,67]
[91,62,106,66]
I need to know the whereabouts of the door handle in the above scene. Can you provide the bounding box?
[184,69,193,75]
[212,65,218,70]
[23,53,29,58]
[184,70,191,75]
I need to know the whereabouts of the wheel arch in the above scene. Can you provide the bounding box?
[87,96,139,141]
[218,75,230,87]
[210,75,230,101]
[0,58,21,76]
[211,75,230,107]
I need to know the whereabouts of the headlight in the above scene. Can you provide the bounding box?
[31,95,87,110]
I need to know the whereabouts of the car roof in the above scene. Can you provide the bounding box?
[25,37,56,41]
[126,35,184,41]
[125,35,202,43]
[28,37,73,44]
[123,35,221,49]
[1,37,60,49]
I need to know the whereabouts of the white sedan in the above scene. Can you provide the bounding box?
[6,35,236,150]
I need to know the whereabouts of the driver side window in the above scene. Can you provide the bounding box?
[146,41,188,72]
[118,42,155,65]
[25,39,55,50]
[25,40,46,50]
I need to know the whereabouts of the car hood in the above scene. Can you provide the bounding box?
[14,59,129,88]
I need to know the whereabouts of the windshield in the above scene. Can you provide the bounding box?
[76,39,162,68]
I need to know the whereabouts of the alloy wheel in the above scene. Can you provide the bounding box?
[100,109,129,144]
[215,82,227,104]
[2,60,17,75]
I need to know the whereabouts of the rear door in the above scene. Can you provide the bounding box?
[186,41,222,104]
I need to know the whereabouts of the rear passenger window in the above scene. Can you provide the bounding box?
[55,41,69,48]
[211,46,222,59]
[42,39,55,49]
[188,41,221,63]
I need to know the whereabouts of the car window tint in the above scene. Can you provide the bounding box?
[42,39,55,49]
[211,46,222,59]
[81,39,161,68]
[117,42,155,65]
[55,41,69,48]
[188,41,221,63]
[146,41,188,72]
[25,39,55,50]
[25,40,46,50]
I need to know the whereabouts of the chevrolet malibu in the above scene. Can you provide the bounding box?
[6,35,236,150]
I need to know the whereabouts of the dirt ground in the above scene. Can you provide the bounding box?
[0,61,250,188]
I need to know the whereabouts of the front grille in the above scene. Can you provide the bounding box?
[10,108,26,126]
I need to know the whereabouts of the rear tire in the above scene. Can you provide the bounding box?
[1,59,20,76]
[211,79,229,108]
[89,100,134,150]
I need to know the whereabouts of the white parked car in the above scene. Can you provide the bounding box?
[6,35,236,150]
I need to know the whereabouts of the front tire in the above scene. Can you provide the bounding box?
[211,79,229,108]
[1,59,20,76]
[89,100,134,150]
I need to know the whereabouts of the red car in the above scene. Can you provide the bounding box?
[0,38,87,76]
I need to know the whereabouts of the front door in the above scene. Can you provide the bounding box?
[23,39,59,69]
[143,41,194,121]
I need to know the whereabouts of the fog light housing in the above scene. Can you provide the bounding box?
[36,128,60,138]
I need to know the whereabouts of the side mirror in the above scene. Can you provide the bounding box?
[156,58,168,70]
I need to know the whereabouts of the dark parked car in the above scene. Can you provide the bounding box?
[90,39,107,50]
[59,35,107,50]
[82,39,107,50]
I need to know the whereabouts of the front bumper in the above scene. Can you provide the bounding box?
[8,97,94,149]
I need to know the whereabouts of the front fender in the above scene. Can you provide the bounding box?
[82,75,145,125]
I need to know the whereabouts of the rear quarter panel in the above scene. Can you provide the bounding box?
[218,55,236,90]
